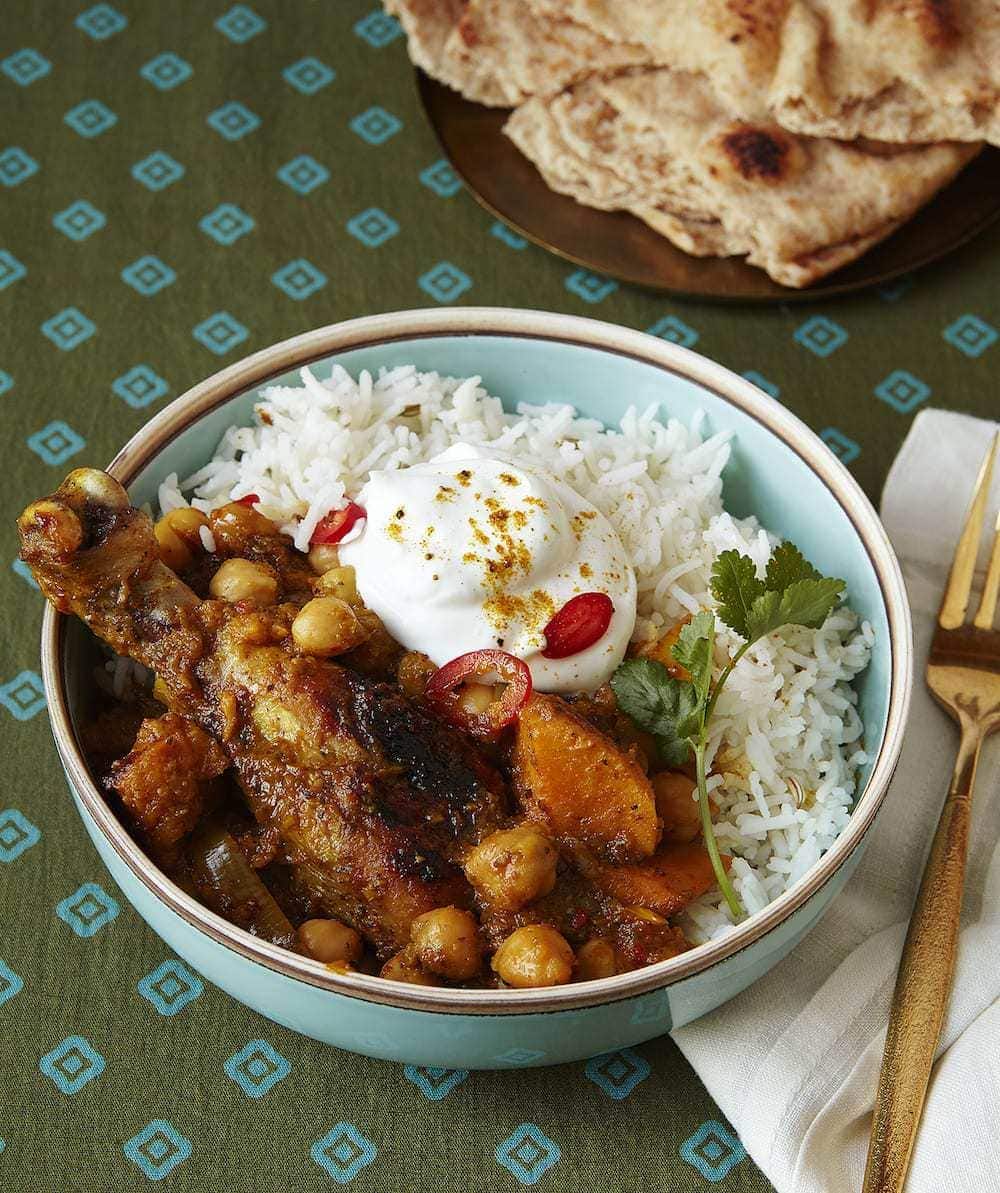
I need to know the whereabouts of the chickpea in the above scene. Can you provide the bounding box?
[410,906,482,981]
[209,557,278,606]
[575,938,617,981]
[154,518,193,572]
[397,651,436,699]
[314,564,358,604]
[492,925,574,988]
[652,771,701,844]
[162,506,209,548]
[209,502,275,552]
[380,947,439,987]
[297,918,363,965]
[464,825,558,911]
[291,596,367,658]
[307,543,340,574]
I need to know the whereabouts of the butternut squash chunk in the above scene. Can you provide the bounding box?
[513,694,660,863]
[579,841,727,918]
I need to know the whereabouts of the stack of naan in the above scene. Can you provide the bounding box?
[384,0,999,287]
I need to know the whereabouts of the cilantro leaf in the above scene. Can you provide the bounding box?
[764,541,821,593]
[672,611,715,703]
[710,550,763,638]
[610,658,701,767]
[745,576,846,641]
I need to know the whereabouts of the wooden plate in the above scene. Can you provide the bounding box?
[417,71,1000,303]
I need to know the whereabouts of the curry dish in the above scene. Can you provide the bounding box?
[19,468,727,989]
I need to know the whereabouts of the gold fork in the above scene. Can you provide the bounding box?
[863,431,1000,1193]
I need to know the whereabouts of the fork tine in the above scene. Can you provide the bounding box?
[939,431,998,630]
[973,508,1000,629]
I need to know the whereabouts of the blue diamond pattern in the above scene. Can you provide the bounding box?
[276,154,329,195]
[311,1124,377,1184]
[794,315,848,357]
[584,1049,652,1100]
[207,100,260,141]
[192,310,249,355]
[53,199,106,241]
[679,1119,747,1181]
[496,1124,561,1185]
[403,1066,470,1100]
[124,1121,192,1181]
[11,559,38,589]
[0,959,23,1008]
[271,258,327,300]
[491,221,526,249]
[215,4,267,42]
[565,269,618,304]
[492,1048,547,1066]
[140,52,193,90]
[878,276,914,303]
[350,105,402,145]
[200,203,255,245]
[0,809,41,862]
[820,427,860,465]
[283,57,335,94]
[27,420,86,464]
[0,671,46,720]
[39,1036,105,1095]
[419,158,462,197]
[224,1040,291,1097]
[346,207,399,248]
[76,4,127,39]
[943,313,998,358]
[64,99,117,138]
[418,261,471,303]
[0,251,26,291]
[112,364,169,408]
[354,10,403,47]
[137,959,203,1016]
[2,49,51,86]
[874,368,930,413]
[121,255,176,296]
[55,882,120,938]
[742,369,780,398]
[647,314,698,347]
[41,307,96,351]
[0,147,39,187]
[0,371,11,396]
[132,151,184,191]
[630,988,670,1025]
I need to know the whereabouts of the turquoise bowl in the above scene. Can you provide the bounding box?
[42,309,912,1069]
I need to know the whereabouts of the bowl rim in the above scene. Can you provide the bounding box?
[40,306,913,1016]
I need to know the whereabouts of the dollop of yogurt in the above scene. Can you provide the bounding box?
[339,444,637,691]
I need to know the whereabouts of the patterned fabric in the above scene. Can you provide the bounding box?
[1,2,997,1188]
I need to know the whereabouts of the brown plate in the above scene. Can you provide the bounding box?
[417,70,1000,303]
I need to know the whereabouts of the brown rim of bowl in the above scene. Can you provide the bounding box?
[40,307,913,1016]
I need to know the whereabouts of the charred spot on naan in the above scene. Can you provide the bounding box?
[710,124,806,185]
[866,0,960,49]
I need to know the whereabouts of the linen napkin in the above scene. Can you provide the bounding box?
[672,409,1000,1193]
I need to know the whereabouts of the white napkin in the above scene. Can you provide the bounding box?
[672,409,1000,1193]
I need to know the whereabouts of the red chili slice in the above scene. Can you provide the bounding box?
[424,649,532,738]
[310,502,366,546]
[541,592,614,659]
[235,493,260,507]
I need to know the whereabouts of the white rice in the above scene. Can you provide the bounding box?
[161,363,872,942]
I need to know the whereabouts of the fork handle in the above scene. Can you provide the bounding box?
[862,723,983,1193]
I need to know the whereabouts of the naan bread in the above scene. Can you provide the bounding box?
[385,0,649,108]
[563,0,1000,144]
[505,69,979,286]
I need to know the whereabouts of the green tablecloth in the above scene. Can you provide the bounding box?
[1,3,997,1189]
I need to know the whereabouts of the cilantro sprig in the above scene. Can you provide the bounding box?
[611,542,845,920]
